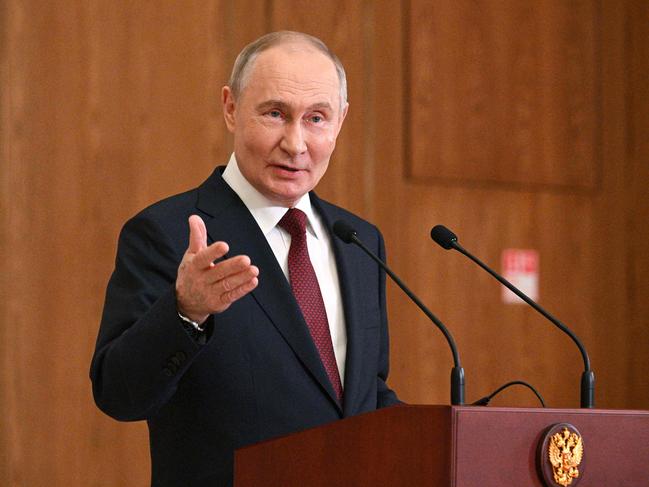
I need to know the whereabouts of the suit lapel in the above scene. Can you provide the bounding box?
[195,170,342,411]
[311,196,366,416]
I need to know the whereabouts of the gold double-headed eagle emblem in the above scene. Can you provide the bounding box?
[547,427,584,486]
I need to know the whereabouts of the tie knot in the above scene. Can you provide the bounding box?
[278,208,307,238]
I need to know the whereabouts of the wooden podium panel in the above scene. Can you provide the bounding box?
[234,405,649,487]
[453,407,649,486]
[235,406,453,487]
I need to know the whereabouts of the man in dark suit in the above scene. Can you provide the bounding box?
[91,31,399,487]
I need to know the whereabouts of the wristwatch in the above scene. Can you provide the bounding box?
[177,310,205,332]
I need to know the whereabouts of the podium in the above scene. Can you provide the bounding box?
[234,405,649,486]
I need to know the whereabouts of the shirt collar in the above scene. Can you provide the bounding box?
[221,153,324,240]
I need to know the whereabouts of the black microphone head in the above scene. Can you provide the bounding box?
[430,225,458,250]
[333,220,358,244]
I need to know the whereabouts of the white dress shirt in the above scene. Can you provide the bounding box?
[222,154,347,386]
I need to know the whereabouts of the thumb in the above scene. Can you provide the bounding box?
[187,215,207,254]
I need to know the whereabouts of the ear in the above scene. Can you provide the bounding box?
[222,86,237,133]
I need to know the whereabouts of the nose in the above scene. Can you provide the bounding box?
[280,120,307,156]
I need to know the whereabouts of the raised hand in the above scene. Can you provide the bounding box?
[175,215,259,324]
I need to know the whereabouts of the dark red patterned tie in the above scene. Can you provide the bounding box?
[278,208,343,402]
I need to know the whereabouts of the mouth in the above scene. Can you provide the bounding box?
[270,163,305,173]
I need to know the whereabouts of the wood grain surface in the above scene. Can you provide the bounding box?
[1,1,647,485]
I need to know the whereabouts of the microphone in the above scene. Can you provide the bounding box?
[333,220,465,406]
[430,225,595,408]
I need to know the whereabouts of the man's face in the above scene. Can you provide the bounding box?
[222,43,348,207]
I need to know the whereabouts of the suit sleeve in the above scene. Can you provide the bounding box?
[90,213,210,421]
[375,229,401,408]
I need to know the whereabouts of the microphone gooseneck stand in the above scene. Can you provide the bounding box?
[333,220,465,406]
[430,225,595,408]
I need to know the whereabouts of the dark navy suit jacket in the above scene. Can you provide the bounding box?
[90,167,399,487]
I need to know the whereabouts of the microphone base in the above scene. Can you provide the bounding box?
[580,370,595,408]
[451,367,465,406]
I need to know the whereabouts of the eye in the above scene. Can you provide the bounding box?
[309,114,324,124]
[263,109,285,121]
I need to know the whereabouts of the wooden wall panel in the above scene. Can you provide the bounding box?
[374,0,647,411]
[1,3,11,483]
[586,1,631,409]
[1,1,647,486]
[407,0,599,189]
[627,0,649,406]
[0,1,267,486]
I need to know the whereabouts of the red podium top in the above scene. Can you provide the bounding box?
[235,405,649,487]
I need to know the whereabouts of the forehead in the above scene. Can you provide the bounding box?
[242,43,341,106]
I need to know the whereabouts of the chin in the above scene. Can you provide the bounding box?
[271,180,309,196]
[269,188,307,207]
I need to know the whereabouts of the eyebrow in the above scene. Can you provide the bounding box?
[255,100,334,113]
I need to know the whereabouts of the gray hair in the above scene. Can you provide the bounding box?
[228,31,348,108]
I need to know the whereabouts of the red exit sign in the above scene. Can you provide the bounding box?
[501,249,539,304]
